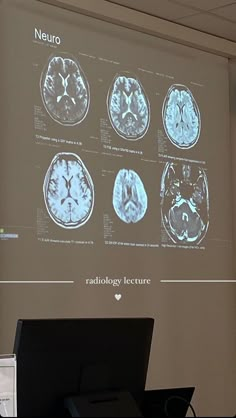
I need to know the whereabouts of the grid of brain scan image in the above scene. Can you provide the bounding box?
[36,47,208,248]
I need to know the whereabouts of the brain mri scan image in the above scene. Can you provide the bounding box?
[160,162,209,244]
[107,72,150,140]
[40,53,90,125]
[162,84,201,149]
[43,153,94,229]
[113,169,148,223]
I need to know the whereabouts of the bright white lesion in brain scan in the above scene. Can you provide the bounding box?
[113,169,148,223]
[43,153,94,229]
[160,162,209,244]
[40,53,90,125]
[107,73,150,140]
[162,84,201,149]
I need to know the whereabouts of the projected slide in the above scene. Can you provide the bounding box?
[40,53,90,125]
[162,84,201,149]
[0,0,231,288]
[113,169,148,223]
[107,73,150,140]
[43,152,94,229]
[160,162,209,244]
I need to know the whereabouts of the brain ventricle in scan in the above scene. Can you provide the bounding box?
[160,162,209,244]
[113,169,148,223]
[107,72,150,140]
[43,153,94,229]
[162,84,201,149]
[40,53,90,125]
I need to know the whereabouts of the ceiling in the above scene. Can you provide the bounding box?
[106,0,236,42]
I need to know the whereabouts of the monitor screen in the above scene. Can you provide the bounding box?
[13,318,154,416]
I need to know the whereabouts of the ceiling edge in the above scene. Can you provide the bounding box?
[38,0,236,58]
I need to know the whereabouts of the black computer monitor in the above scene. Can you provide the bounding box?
[140,387,195,417]
[13,318,154,417]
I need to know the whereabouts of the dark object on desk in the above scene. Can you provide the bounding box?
[65,391,143,417]
[140,387,195,417]
[13,318,154,417]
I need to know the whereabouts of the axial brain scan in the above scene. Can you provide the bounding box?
[162,84,201,148]
[113,169,148,223]
[40,53,90,125]
[107,73,150,140]
[160,162,209,244]
[43,153,94,229]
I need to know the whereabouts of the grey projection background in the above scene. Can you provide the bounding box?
[0,2,235,415]
[0,0,233,295]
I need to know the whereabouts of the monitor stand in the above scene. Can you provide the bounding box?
[64,390,143,417]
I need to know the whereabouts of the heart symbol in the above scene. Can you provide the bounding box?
[115,294,122,301]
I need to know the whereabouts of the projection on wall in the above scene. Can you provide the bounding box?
[0,0,231,284]
[162,84,201,149]
[107,73,150,140]
[112,169,148,224]
[40,53,90,126]
[160,162,209,244]
[43,153,94,229]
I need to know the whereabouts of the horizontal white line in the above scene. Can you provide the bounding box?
[141,159,157,163]
[161,280,236,283]
[82,149,99,154]
[0,225,35,229]
[0,281,74,284]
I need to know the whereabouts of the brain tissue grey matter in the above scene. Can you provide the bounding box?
[107,73,150,140]
[40,53,90,125]
[160,162,209,244]
[162,84,201,148]
[113,169,148,223]
[43,153,94,229]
